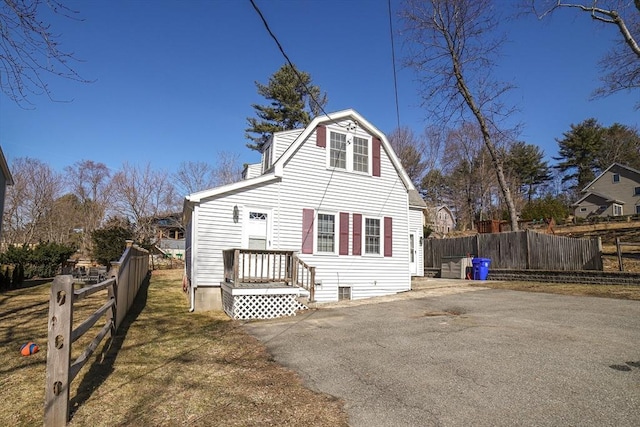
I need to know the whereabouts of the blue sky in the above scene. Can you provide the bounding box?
[1,0,638,181]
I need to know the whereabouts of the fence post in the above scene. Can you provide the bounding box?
[44,275,74,427]
[526,229,532,270]
[110,261,123,330]
[616,237,623,272]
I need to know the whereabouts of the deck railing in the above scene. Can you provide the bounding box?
[222,249,315,300]
[291,255,315,302]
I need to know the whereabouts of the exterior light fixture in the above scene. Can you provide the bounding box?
[233,205,239,223]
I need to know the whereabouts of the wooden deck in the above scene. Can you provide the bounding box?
[220,249,316,320]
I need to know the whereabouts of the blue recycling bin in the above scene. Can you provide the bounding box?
[472,257,491,280]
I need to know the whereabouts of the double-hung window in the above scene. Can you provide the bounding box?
[329,132,347,169]
[353,137,369,173]
[613,204,623,216]
[364,218,380,255]
[328,131,370,174]
[317,213,335,253]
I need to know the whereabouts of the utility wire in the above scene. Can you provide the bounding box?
[388,0,401,129]
[249,0,342,126]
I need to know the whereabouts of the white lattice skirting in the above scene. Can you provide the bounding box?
[221,286,308,320]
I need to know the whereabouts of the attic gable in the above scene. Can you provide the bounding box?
[273,109,416,192]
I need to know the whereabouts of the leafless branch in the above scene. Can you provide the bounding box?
[0,0,91,107]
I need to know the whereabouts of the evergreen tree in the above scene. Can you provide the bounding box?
[505,141,552,203]
[91,218,135,267]
[554,118,604,193]
[245,64,328,152]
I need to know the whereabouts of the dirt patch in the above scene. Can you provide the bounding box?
[421,308,465,317]
[0,269,348,426]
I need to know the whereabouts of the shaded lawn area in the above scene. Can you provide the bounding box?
[0,270,347,426]
[472,280,640,301]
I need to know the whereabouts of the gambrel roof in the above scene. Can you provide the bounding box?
[186,109,421,205]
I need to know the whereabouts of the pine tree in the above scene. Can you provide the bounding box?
[506,141,551,203]
[554,118,604,192]
[245,64,328,152]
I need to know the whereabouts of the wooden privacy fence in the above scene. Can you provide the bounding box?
[45,241,149,426]
[424,230,602,271]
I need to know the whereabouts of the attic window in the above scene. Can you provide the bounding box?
[613,173,620,183]
[328,131,371,174]
[329,132,347,169]
[262,144,273,172]
[635,186,640,196]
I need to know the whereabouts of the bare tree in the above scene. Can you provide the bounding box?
[212,151,243,186]
[174,161,217,195]
[388,126,428,186]
[0,0,90,106]
[443,123,500,228]
[532,1,640,104]
[3,157,64,245]
[401,0,520,230]
[64,160,112,255]
[110,163,179,244]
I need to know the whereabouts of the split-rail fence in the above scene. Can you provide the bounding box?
[44,241,149,426]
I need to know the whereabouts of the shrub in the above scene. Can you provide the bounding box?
[92,222,135,267]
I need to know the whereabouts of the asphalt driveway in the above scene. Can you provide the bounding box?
[243,282,640,426]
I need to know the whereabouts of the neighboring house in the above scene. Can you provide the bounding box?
[0,147,14,239]
[573,163,640,218]
[425,205,455,235]
[156,238,185,259]
[183,109,426,313]
[152,213,184,240]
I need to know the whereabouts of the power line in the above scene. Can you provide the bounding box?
[249,0,340,126]
[388,0,401,129]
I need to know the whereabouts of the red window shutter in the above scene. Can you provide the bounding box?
[373,137,381,177]
[316,125,326,148]
[339,212,349,255]
[384,216,392,257]
[302,209,314,254]
[352,214,362,256]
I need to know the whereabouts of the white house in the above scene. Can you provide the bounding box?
[0,146,13,239]
[183,109,426,314]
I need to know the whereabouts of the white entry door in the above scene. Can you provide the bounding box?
[245,210,269,250]
[409,232,418,275]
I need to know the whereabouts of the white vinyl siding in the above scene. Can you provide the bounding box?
[272,129,304,161]
[190,116,411,302]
